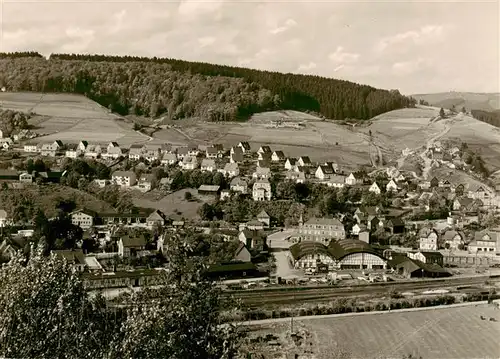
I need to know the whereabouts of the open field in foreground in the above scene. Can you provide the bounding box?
[0,92,149,146]
[244,302,500,359]
[131,189,212,220]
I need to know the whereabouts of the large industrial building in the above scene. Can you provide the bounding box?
[289,239,387,271]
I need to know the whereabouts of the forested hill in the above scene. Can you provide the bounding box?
[0,51,415,121]
[471,109,500,128]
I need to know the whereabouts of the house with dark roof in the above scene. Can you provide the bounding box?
[328,239,387,270]
[229,147,244,163]
[284,158,297,171]
[271,150,286,162]
[146,210,168,228]
[297,156,312,167]
[0,169,19,181]
[237,141,251,153]
[118,235,147,257]
[315,165,334,180]
[257,146,272,155]
[257,210,270,227]
[407,250,444,266]
[233,242,251,262]
[389,255,450,278]
[385,218,405,234]
[442,230,465,250]
[52,249,87,272]
[238,230,266,251]
[71,208,98,229]
[198,185,221,196]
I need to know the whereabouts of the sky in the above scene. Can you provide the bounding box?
[0,0,499,95]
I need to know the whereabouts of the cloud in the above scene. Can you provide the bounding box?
[376,25,446,52]
[198,36,216,48]
[297,62,317,72]
[333,65,345,72]
[177,0,224,20]
[270,18,297,35]
[328,46,360,64]
[392,58,432,75]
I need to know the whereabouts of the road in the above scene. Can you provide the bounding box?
[272,251,302,280]
[227,274,500,307]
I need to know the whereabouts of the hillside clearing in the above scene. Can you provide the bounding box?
[132,189,213,220]
[0,92,148,145]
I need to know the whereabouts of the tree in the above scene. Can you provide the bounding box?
[461,106,466,114]
[109,238,242,359]
[439,108,445,118]
[184,191,193,201]
[0,246,114,358]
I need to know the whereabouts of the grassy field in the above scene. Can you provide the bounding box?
[0,92,148,146]
[131,189,213,220]
[243,303,500,359]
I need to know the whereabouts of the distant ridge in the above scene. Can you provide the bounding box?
[0,51,414,122]
[411,91,500,112]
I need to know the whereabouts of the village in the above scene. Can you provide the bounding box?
[0,134,499,292]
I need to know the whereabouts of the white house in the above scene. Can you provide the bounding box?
[271,151,286,162]
[346,172,363,186]
[65,148,82,159]
[253,167,271,179]
[230,177,248,194]
[111,170,137,187]
[201,159,217,172]
[0,130,3,139]
[161,153,178,166]
[128,144,143,161]
[369,182,381,195]
[0,209,10,228]
[327,174,346,188]
[419,228,438,251]
[315,165,334,180]
[220,163,239,177]
[257,146,272,155]
[386,179,399,192]
[253,179,272,201]
[138,174,155,192]
[102,142,123,159]
[285,158,297,171]
[468,231,499,254]
[205,146,218,159]
[238,141,251,153]
[23,144,39,153]
[84,144,101,159]
[297,156,312,167]
[180,156,199,170]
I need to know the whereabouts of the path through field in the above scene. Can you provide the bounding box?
[419,118,452,179]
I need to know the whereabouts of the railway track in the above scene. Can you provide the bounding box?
[227,275,500,307]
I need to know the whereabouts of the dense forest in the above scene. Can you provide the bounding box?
[0,51,415,121]
[471,109,500,128]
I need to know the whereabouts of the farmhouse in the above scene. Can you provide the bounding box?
[271,151,286,162]
[111,171,137,187]
[252,179,272,201]
[161,153,178,165]
[230,177,248,194]
[297,217,345,243]
[419,228,439,251]
[200,159,217,172]
[198,185,221,196]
